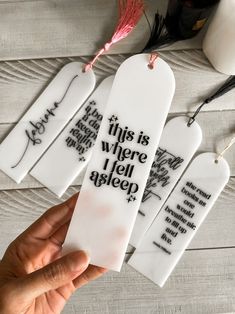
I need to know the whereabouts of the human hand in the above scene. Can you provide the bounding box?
[0,193,107,314]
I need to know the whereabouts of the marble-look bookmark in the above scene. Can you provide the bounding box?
[31,76,114,197]
[128,152,230,287]
[63,54,175,271]
[130,116,202,248]
[0,62,95,183]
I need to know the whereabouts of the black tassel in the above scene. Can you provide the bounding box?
[143,0,219,53]
[143,13,174,52]
[188,76,235,126]
[203,76,235,104]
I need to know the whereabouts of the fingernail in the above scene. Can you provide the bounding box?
[68,250,90,272]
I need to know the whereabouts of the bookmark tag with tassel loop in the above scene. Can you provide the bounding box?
[64,53,175,271]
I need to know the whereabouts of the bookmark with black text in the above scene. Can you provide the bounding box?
[0,62,95,183]
[130,116,202,248]
[31,76,114,197]
[128,152,230,286]
[64,54,175,271]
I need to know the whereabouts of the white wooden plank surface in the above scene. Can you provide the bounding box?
[6,3,215,62]
[0,0,210,60]
[0,178,235,255]
[0,0,159,60]
[0,109,235,190]
[60,249,235,314]
[0,51,234,125]
[0,185,234,313]
[0,1,234,313]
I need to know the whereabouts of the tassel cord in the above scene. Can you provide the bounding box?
[215,136,235,163]
[84,0,144,72]
[188,75,235,127]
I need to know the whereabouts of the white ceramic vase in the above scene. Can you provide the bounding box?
[203,0,235,75]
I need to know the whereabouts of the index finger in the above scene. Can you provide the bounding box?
[20,193,79,241]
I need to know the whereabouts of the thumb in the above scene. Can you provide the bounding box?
[18,251,89,299]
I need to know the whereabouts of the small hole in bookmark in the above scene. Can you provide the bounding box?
[148,52,158,69]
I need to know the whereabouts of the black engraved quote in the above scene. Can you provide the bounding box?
[142,148,184,203]
[153,181,211,255]
[65,100,103,162]
[11,75,78,168]
[138,148,184,217]
[89,115,151,203]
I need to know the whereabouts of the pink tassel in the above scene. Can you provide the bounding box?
[84,0,144,72]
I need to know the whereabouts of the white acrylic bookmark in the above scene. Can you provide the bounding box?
[0,62,95,183]
[30,76,114,197]
[64,54,175,271]
[128,152,230,287]
[130,116,202,248]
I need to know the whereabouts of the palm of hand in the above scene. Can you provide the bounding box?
[0,194,107,314]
